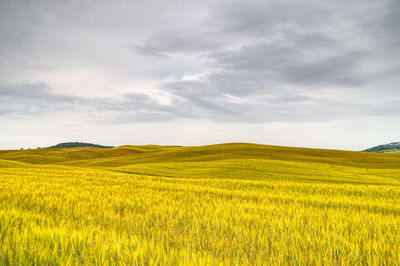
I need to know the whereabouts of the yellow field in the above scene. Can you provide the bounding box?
[1,143,400,265]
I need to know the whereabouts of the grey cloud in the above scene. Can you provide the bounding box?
[0,83,184,122]
[133,0,346,56]
[1,80,399,126]
[0,83,75,115]
[162,76,392,123]
[280,51,370,86]
[1,0,399,127]
[164,79,243,116]
[207,0,334,37]
[362,0,400,48]
[132,45,171,58]
[132,30,221,57]
[132,0,394,93]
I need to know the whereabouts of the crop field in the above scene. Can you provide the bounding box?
[1,143,400,265]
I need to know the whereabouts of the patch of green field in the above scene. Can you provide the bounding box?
[382,149,400,154]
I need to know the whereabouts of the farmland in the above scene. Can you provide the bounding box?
[1,143,400,264]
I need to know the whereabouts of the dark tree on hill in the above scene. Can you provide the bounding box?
[49,142,113,148]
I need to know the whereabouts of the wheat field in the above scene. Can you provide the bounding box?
[1,143,400,265]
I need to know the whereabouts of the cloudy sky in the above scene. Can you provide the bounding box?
[1,0,399,150]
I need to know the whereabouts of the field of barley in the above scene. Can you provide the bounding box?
[1,143,400,265]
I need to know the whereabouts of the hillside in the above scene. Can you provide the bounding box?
[3,142,400,168]
[364,141,400,153]
[0,146,141,164]
[1,142,400,264]
[1,143,400,185]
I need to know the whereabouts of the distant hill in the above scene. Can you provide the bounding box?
[49,142,113,149]
[363,141,400,153]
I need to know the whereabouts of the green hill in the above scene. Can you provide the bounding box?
[364,141,400,153]
[49,142,114,148]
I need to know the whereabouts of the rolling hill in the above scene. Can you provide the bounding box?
[1,143,400,264]
[1,143,400,185]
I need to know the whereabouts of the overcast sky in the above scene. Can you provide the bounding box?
[1,0,399,150]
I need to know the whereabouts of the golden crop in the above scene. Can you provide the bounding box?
[1,162,400,265]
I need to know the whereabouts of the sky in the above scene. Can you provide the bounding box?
[1,0,399,150]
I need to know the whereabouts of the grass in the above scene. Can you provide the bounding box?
[1,143,400,264]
